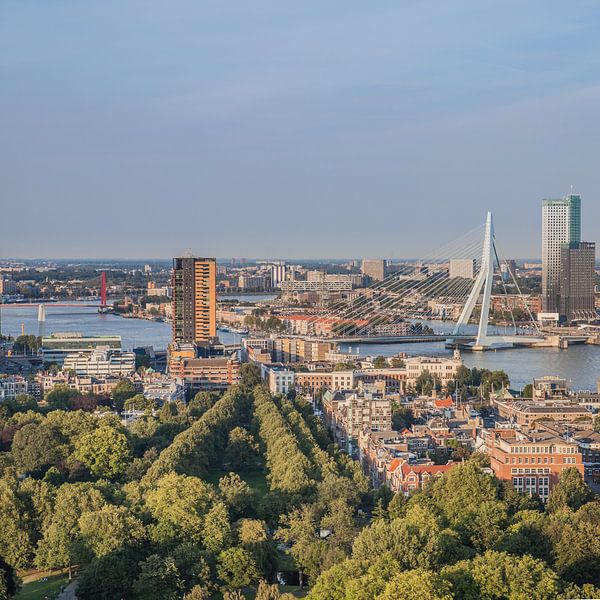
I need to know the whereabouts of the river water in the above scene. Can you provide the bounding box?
[0,304,243,351]
[1,305,598,391]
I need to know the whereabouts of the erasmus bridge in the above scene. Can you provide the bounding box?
[304,212,587,351]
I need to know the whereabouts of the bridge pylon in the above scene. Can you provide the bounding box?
[452,211,494,347]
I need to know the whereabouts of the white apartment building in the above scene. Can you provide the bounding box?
[260,365,295,395]
[63,347,136,377]
[405,354,462,386]
[0,376,29,401]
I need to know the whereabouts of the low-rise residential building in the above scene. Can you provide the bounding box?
[36,372,123,397]
[495,400,592,428]
[0,375,29,401]
[322,388,392,451]
[295,370,355,394]
[169,356,241,391]
[63,347,136,377]
[260,365,295,395]
[387,459,455,495]
[486,428,584,501]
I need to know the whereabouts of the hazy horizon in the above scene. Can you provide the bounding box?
[2,1,600,259]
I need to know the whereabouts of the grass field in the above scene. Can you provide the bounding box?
[205,468,269,496]
[15,573,69,600]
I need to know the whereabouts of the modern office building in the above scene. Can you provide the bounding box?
[449,258,476,279]
[542,195,581,314]
[559,242,596,322]
[63,347,136,377]
[361,259,385,281]
[41,332,122,365]
[172,257,217,344]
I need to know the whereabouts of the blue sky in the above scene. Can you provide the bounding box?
[2,0,600,259]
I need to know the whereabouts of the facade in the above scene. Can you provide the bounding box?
[361,259,385,281]
[272,337,336,363]
[238,275,269,290]
[387,460,455,495]
[147,282,172,297]
[491,294,542,316]
[542,195,581,314]
[449,258,476,280]
[323,389,392,450]
[0,376,29,401]
[270,263,287,288]
[405,354,462,387]
[487,428,584,501]
[559,242,596,322]
[495,400,591,427]
[280,279,354,294]
[41,333,121,365]
[63,347,136,377]
[36,372,122,396]
[295,370,355,394]
[0,278,18,295]
[172,257,217,344]
[260,365,295,395]
[168,356,240,390]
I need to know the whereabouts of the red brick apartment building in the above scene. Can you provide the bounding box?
[486,429,584,502]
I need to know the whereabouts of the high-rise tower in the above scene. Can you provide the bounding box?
[172,257,217,344]
[541,194,581,313]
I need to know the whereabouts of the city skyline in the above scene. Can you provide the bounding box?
[2,1,600,258]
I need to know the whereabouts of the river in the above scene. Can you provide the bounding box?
[1,305,598,391]
[0,303,243,350]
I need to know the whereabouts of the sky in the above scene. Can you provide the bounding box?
[2,0,600,259]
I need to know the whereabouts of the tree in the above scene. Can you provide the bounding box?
[277,504,327,585]
[547,468,594,513]
[373,356,387,369]
[124,394,156,413]
[390,357,405,368]
[74,425,131,479]
[219,473,256,517]
[45,384,79,410]
[188,391,220,418]
[133,555,183,600]
[111,379,136,411]
[77,547,142,600]
[415,370,439,396]
[217,547,261,589]
[238,519,277,581]
[11,422,65,475]
[0,472,37,569]
[522,383,533,398]
[380,569,453,600]
[145,473,217,543]
[224,427,259,470]
[12,334,40,354]
[442,551,561,600]
[77,505,146,560]
[0,556,19,599]
[202,501,232,555]
[36,482,107,577]
[334,362,355,371]
[240,363,262,389]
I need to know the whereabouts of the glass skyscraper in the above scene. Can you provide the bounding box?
[541,194,581,314]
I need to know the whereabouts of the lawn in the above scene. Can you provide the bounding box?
[15,572,69,600]
[205,468,269,496]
